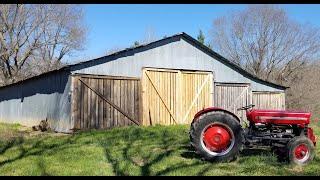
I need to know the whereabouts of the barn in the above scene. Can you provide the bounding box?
[0,32,287,133]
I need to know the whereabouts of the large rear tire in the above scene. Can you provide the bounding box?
[190,111,243,162]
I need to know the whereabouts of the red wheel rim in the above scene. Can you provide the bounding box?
[202,124,232,152]
[294,144,309,160]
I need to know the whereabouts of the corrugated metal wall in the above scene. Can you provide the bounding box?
[71,37,284,92]
[0,70,72,133]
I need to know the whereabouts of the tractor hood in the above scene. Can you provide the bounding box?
[247,109,311,126]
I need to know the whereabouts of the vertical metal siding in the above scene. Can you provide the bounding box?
[71,38,283,92]
[0,70,72,133]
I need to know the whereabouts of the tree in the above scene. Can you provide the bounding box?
[286,61,320,115]
[209,5,320,84]
[197,30,205,44]
[0,4,86,85]
[133,41,140,47]
[142,26,157,44]
[130,27,157,48]
[206,43,212,49]
[197,30,212,49]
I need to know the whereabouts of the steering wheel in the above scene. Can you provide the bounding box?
[237,104,255,111]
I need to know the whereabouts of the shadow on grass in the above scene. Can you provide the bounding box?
[99,127,293,176]
[0,133,83,175]
[100,127,208,176]
[1,124,317,176]
[240,148,272,157]
[0,137,24,155]
[37,158,51,176]
[102,128,175,175]
[180,144,201,160]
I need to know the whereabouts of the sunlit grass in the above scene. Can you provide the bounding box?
[0,122,319,176]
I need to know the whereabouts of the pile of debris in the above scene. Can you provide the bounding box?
[32,119,50,132]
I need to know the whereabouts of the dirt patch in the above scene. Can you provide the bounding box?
[5,125,70,138]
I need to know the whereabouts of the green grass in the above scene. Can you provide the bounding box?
[0,122,319,176]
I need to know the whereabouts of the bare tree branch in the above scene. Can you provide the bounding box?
[209,5,320,113]
[209,5,320,85]
[0,4,86,85]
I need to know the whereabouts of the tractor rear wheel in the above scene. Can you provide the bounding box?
[190,111,243,162]
[288,136,315,166]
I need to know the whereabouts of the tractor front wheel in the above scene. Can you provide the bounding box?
[190,111,243,162]
[288,136,315,166]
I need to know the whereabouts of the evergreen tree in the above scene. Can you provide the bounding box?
[134,41,140,47]
[206,43,212,49]
[197,30,205,44]
[131,41,140,48]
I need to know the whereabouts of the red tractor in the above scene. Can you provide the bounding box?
[190,105,316,165]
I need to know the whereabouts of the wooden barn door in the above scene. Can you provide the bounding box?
[214,83,251,125]
[142,68,213,126]
[142,69,179,126]
[252,91,285,110]
[71,74,141,130]
[180,71,213,124]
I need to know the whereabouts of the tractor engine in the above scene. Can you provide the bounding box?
[244,123,297,148]
[245,109,316,147]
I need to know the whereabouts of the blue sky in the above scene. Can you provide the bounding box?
[70,4,320,63]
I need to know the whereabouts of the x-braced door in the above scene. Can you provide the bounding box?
[142,68,213,126]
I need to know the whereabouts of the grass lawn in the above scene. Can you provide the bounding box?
[0,122,319,176]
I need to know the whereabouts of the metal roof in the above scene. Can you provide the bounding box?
[0,32,288,90]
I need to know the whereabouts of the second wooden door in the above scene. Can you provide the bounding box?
[142,68,213,126]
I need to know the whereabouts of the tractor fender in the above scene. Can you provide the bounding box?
[192,107,241,123]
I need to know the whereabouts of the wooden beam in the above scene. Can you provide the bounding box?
[71,73,140,80]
